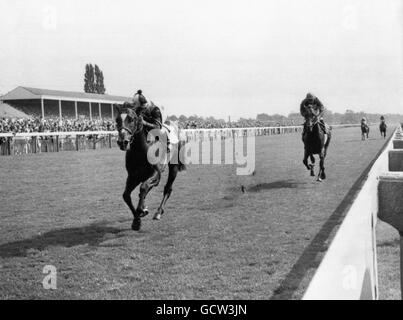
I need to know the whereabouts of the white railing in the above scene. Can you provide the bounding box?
[303,126,400,300]
[0,123,361,138]
[0,123,363,156]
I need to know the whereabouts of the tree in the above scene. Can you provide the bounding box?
[167,115,178,121]
[256,113,270,121]
[84,63,106,94]
[94,64,106,94]
[179,115,188,122]
[84,64,92,93]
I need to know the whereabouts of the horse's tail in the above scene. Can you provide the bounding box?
[325,127,332,149]
[177,140,187,172]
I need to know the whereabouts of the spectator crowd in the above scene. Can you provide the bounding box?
[1,116,291,134]
[0,117,116,134]
[178,119,294,129]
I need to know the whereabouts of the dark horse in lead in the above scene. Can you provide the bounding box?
[115,105,185,231]
[302,115,331,182]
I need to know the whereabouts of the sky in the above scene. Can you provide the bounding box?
[0,0,402,119]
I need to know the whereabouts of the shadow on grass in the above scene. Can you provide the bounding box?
[378,239,400,248]
[0,221,126,258]
[248,180,302,192]
[269,134,393,300]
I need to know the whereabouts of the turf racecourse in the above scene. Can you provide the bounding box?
[0,126,396,300]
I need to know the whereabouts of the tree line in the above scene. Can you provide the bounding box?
[167,109,403,125]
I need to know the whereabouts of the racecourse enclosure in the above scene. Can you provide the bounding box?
[0,125,398,299]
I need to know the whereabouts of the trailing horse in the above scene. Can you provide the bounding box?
[302,117,331,182]
[115,105,186,231]
[379,121,387,139]
[361,123,370,140]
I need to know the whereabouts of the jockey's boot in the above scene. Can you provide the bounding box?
[301,122,307,141]
[319,119,330,135]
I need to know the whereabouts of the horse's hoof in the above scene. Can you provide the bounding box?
[310,172,315,177]
[139,208,149,218]
[131,218,141,231]
[317,178,322,182]
[153,209,164,221]
[321,172,326,180]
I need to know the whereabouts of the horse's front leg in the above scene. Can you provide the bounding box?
[137,168,161,218]
[154,164,179,221]
[123,176,141,231]
[317,150,326,181]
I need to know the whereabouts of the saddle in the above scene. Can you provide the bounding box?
[302,118,331,145]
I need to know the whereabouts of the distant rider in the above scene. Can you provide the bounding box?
[361,117,368,126]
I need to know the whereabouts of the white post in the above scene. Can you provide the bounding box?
[41,98,45,118]
[75,101,78,119]
[111,104,114,119]
[99,103,102,119]
[59,100,62,119]
[89,102,92,120]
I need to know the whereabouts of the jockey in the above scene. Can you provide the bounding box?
[131,90,162,129]
[361,117,368,126]
[300,92,329,136]
[132,89,148,109]
[131,89,171,152]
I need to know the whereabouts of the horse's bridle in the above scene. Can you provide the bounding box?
[119,117,143,145]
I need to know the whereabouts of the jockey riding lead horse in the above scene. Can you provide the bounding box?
[300,93,332,181]
[130,90,171,179]
[116,90,185,231]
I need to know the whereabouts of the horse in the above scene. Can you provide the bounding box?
[302,116,331,182]
[361,123,370,140]
[115,104,186,231]
[379,121,387,139]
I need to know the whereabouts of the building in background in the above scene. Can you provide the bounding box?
[0,86,130,119]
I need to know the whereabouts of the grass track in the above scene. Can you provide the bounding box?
[0,126,397,299]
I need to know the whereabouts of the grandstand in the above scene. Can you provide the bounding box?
[0,86,130,119]
[0,102,30,118]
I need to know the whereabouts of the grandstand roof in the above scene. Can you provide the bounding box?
[0,102,30,118]
[1,86,131,104]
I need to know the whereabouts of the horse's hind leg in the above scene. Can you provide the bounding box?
[154,164,179,221]
[123,176,141,230]
[310,154,315,164]
[137,169,161,218]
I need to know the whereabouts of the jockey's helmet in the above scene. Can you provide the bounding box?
[306,92,315,100]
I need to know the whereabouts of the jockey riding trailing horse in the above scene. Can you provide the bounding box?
[361,117,370,140]
[379,115,387,139]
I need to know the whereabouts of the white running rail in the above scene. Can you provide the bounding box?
[303,126,400,300]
